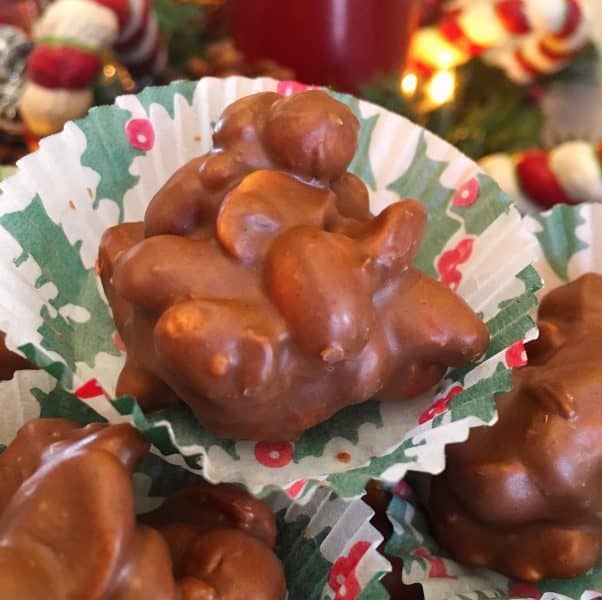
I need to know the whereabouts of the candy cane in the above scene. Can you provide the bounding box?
[19,0,166,137]
[479,140,602,212]
[409,0,589,82]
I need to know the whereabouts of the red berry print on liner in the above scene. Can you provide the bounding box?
[75,378,106,399]
[125,118,155,151]
[412,547,456,579]
[276,80,318,96]
[436,238,474,290]
[112,331,126,352]
[505,340,527,367]
[254,441,294,468]
[285,479,308,499]
[452,177,480,207]
[418,384,463,424]
[328,541,371,600]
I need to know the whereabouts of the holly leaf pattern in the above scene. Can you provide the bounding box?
[451,173,509,235]
[78,105,143,221]
[0,196,119,371]
[357,576,390,600]
[138,80,196,120]
[274,511,332,600]
[386,132,460,278]
[326,436,427,498]
[293,400,383,461]
[111,396,239,462]
[136,452,202,499]
[31,379,105,424]
[532,204,588,282]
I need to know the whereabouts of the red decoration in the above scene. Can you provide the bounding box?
[27,45,101,89]
[254,441,294,468]
[74,378,105,399]
[452,177,480,207]
[230,0,421,93]
[285,479,308,498]
[328,541,371,600]
[505,340,528,367]
[125,118,155,152]
[516,150,577,209]
[418,384,463,424]
[436,238,474,290]
[412,547,456,579]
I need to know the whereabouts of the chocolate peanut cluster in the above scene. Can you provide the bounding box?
[99,90,488,440]
[429,274,602,581]
[0,418,285,599]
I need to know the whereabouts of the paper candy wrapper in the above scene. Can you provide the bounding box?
[382,204,602,600]
[0,76,540,498]
[0,369,391,600]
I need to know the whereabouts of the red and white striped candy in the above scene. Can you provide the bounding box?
[20,0,165,137]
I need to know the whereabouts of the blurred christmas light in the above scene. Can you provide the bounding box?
[400,72,418,96]
[427,69,456,106]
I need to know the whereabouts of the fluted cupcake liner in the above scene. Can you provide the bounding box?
[382,203,602,600]
[0,369,390,600]
[384,483,601,600]
[0,76,540,498]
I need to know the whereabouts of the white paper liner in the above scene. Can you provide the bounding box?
[0,76,540,498]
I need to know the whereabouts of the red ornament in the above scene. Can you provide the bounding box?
[254,441,294,468]
[125,118,155,152]
[516,150,577,209]
[494,0,530,34]
[27,45,101,90]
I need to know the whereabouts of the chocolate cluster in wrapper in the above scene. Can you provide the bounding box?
[429,274,602,582]
[0,418,285,599]
[99,89,488,441]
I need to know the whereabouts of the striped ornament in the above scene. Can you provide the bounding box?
[20,0,166,137]
[479,140,602,212]
[409,0,590,83]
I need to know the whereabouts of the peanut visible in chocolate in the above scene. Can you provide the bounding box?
[99,90,489,441]
[428,274,602,581]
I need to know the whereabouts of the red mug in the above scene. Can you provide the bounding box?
[229,0,421,93]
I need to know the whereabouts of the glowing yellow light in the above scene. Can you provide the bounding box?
[400,72,418,96]
[410,28,466,70]
[103,64,116,78]
[427,70,456,106]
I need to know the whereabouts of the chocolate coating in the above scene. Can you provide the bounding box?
[364,481,424,600]
[0,331,33,381]
[428,274,602,581]
[0,419,285,599]
[99,90,489,441]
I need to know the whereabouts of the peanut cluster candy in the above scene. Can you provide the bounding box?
[0,418,285,599]
[429,274,602,582]
[99,90,488,441]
